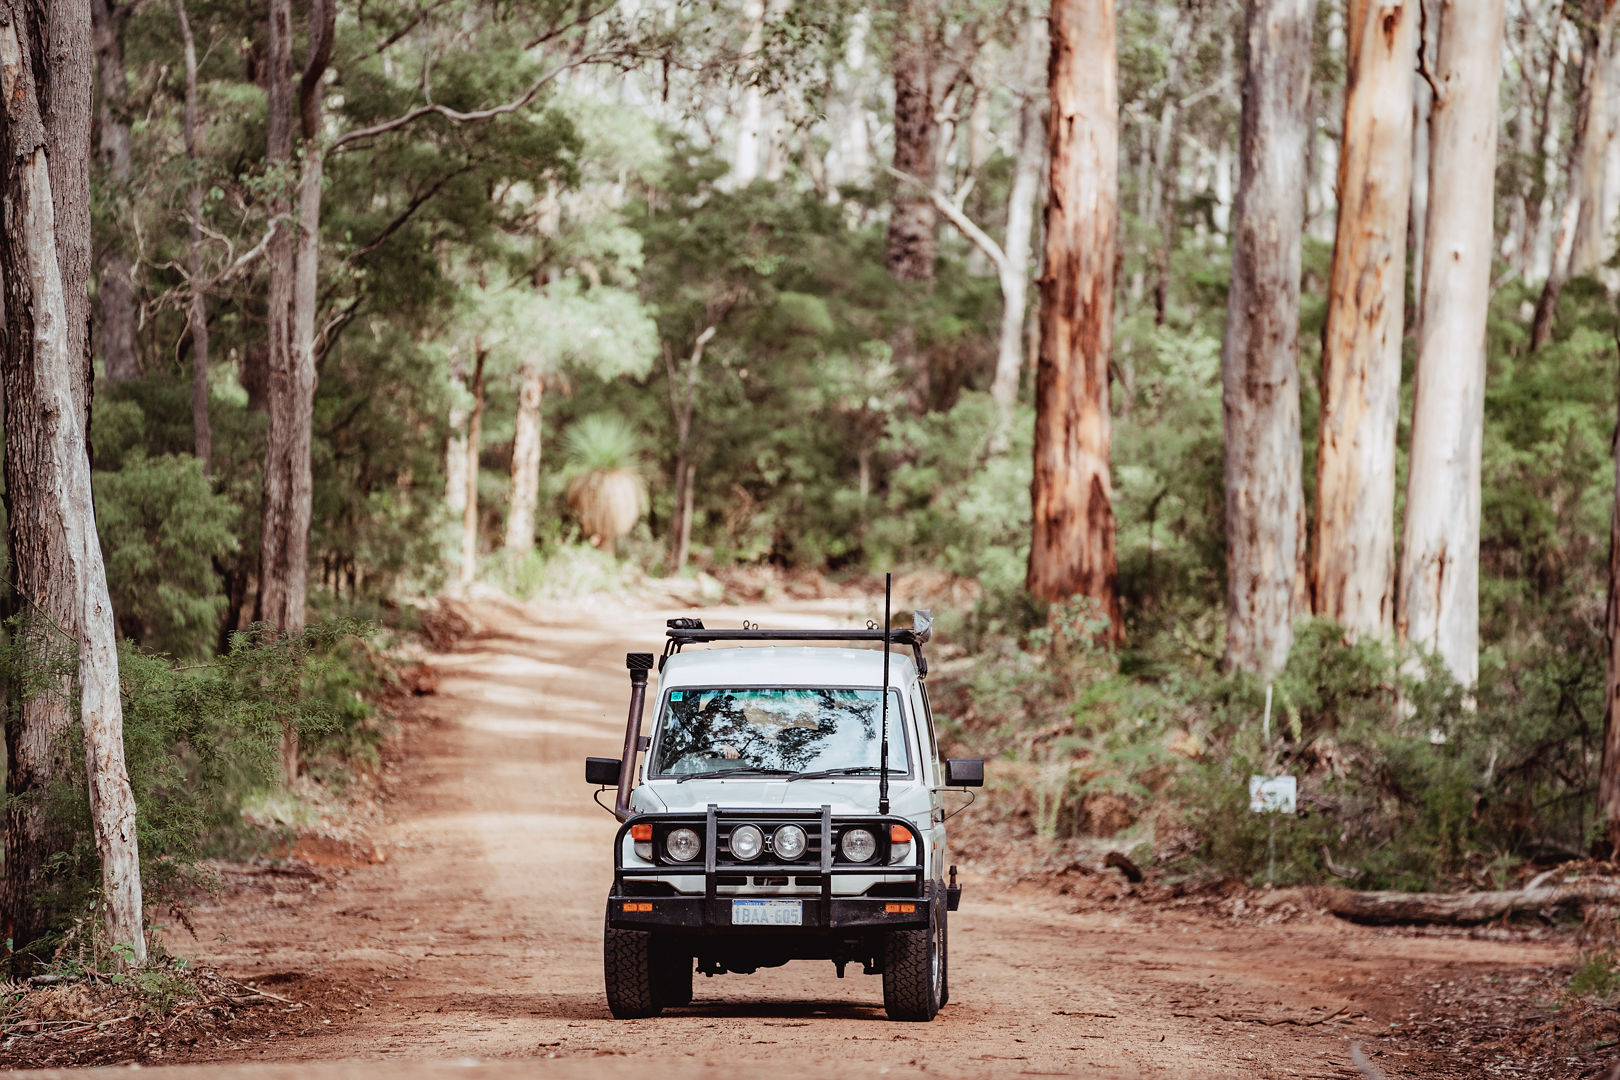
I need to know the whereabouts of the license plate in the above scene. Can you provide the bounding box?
[731,899,803,926]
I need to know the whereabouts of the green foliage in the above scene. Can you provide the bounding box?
[93,452,238,659]
[563,413,645,474]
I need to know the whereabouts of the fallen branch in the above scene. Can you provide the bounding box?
[1323,878,1620,925]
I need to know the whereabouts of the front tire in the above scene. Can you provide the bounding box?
[604,925,662,1019]
[882,900,944,1021]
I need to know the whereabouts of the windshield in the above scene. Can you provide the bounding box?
[650,687,911,779]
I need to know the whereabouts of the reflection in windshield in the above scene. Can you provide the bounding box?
[651,687,910,778]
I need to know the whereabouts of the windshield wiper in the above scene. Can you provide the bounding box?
[675,766,798,783]
[787,766,884,781]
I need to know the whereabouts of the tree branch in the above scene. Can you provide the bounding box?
[344,169,466,265]
[329,51,603,153]
[886,166,1007,273]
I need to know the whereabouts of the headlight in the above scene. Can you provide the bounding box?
[729,824,763,861]
[840,827,877,863]
[666,827,701,862]
[772,824,808,860]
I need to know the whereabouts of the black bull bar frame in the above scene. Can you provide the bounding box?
[608,805,929,932]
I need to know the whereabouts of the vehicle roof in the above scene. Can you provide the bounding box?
[658,645,919,691]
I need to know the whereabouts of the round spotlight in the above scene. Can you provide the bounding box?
[840,827,877,863]
[729,824,764,860]
[666,827,701,863]
[772,824,808,860]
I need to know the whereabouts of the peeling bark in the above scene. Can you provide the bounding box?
[0,0,146,965]
[1221,0,1317,675]
[1025,0,1122,640]
[1311,0,1415,640]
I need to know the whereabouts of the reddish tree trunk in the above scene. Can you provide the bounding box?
[1025,0,1121,640]
[1311,0,1415,639]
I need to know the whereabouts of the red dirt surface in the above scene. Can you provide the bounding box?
[2,593,1596,1079]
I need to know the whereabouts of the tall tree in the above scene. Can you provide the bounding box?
[1221,0,1317,675]
[1025,0,1122,639]
[1311,0,1416,639]
[0,0,146,964]
[885,0,940,282]
[91,0,138,382]
[175,0,211,471]
[1397,0,1505,686]
[1531,0,1618,350]
[258,0,299,629]
[1602,381,1620,855]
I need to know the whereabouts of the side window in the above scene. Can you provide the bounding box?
[912,682,940,779]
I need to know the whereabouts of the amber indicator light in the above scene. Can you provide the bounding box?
[888,825,911,843]
[884,903,916,914]
[630,824,653,841]
[622,902,653,913]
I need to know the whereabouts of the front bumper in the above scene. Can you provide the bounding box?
[607,806,928,933]
[608,894,929,932]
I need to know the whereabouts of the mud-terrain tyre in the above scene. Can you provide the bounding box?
[652,940,693,1008]
[604,926,662,1018]
[882,900,943,1021]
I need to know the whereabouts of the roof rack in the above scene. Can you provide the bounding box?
[659,616,931,676]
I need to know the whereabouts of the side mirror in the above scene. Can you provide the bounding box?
[944,758,984,788]
[586,756,622,786]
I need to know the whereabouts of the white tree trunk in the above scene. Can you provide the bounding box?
[504,363,543,553]
[1397,0,1506,687]
[989,16,1046,446]
[1311,0,1416,640]
[0,8,146,964]
[732,0,765,186]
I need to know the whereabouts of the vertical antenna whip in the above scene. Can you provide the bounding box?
[878,572,891,816]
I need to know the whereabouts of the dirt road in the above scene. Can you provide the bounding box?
[48,592,1573,1079]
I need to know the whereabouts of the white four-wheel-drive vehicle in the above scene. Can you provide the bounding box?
[585,609,982,1021]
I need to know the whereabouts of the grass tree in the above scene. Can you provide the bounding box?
[564,414,649,550]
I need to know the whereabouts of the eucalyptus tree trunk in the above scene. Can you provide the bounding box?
[175,0,210,471]
[91,0,138,382]
[1151,3,1200,326]
[1602,388,1620,855]
[988,96,1043,447]
[1397,0,1505,687]
[988,13,1046,447]
[0,0,146,965]
[258,0,331,640]
[733,0,765,186]
[504,363,543,553]
[446,358,469,515]
[46,0,94,423]
[1220,0,1316,675]
[885,0,937,283]
[259,0,297,621]
[460,345,487,586]
[1532,0,1618,350]
[1311,0,1415,640]
[1025,0,1121,641]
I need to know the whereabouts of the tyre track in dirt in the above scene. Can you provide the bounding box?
[26,592,1573,1079]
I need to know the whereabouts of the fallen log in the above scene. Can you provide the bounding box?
[1323,879,1620,925]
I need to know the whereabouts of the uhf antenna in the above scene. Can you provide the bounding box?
[878,572,891,816]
